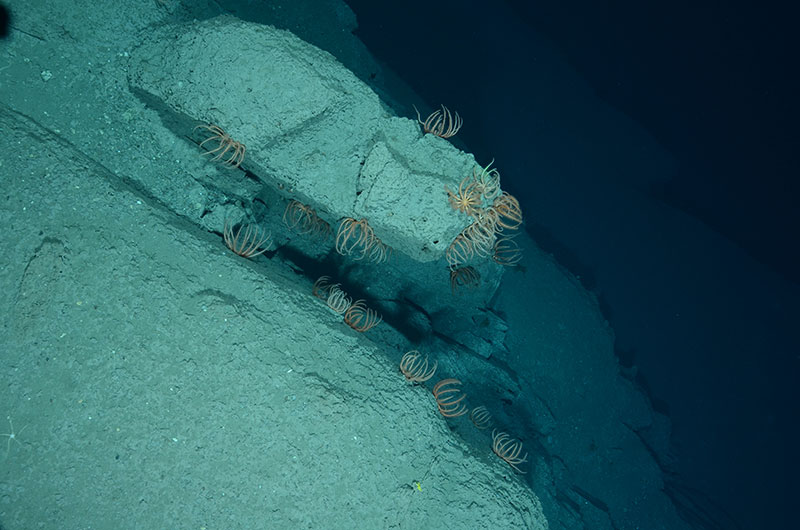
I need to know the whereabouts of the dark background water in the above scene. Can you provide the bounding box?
[343,1,799,528]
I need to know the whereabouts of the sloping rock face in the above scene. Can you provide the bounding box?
[0,102,547,530]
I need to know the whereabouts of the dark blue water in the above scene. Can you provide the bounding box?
[344,1,800,528]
